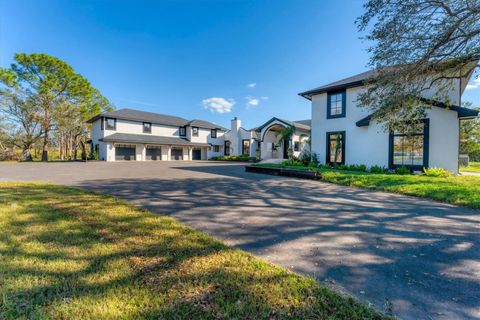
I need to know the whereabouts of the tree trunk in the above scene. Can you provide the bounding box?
[41,127,49,162]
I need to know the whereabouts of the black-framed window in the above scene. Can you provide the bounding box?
[242,139,250,155]
[192,127,199,137]
[211,129,217,138]
[326,131,345,165]
[389,120,429,170]
[179,126,186,136]
[143,122,152,133]
[294,141,300,152]
[105,117,116,130]
[327,90,346,119]
[213,145,220,152]
[224,141,230,156]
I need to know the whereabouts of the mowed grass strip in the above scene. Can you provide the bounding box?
[0,182,384,320]
[460,161,480,173]
[252,163,480,210]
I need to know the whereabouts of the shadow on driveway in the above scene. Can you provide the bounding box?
[73,164,480,320]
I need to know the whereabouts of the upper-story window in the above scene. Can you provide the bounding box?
[143,122,152,133]
[179,126,186,136]
[192,127,199,137]
[327,90,346,119]
[211,129,217,138]
[105,117,116,130]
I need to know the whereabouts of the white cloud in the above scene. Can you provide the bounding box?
[201,97,235,113]
[245,96,268,107]
[247,82,256,88]
[466,77,480,90]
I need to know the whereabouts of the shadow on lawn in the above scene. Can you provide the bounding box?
[71,165,480,320]
[0,184,380,319]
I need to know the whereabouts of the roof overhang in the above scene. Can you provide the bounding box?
[356,99,479,127]
[299,80,365,100]
[100,133,210,147]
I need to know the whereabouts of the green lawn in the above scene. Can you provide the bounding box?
[0,182,384,320]
[460,161,480,173]
[252,163,480,210]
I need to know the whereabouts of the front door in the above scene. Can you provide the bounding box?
[192,148,201,160]
[283,139,289,159]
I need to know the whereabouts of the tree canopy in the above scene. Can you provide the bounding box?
[0,53,113,161]
[357,0,480,131]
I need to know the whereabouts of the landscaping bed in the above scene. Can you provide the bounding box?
[246,164,320,179]
[249,163,480,210]
[0,182,384,320]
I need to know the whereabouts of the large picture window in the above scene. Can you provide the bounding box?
[327,90,346,119]
[326,131,345,165]
[389,120,429,170]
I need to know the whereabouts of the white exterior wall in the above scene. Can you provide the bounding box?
[310,85,461,173]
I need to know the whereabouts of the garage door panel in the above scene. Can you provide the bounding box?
[146,147,161,160]
[171,148,183,160]
[115,147,136,161]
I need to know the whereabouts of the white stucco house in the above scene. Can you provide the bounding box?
[88,108,310,161]
[88,109,228,161]
[224,117,310,160]
[299,69,479,174]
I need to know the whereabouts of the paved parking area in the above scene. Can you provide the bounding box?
[1,161,479,319]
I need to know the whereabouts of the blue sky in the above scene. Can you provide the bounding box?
[1,0,479,129]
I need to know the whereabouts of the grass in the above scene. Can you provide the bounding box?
[460,161,480,173]
[252,163,480,209]
[0,182,384,320]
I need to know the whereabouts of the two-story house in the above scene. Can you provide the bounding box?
[88,108,311,162]
[299,69,479,174]
[87,109,227,161]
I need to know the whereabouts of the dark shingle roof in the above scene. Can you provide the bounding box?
[188,119,228,131]
[101,133,210,147]
[87,108,227,130]
[299,69,377,100]
[88,108,188,126]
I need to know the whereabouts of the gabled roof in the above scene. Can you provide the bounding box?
[253,117,310,132]
[101,133,210,147]
[87,108,227,130]
[299,70,377,100]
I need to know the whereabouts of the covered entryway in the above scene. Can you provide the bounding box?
[260,123,288,160]
[171,147,183,160]
[115,144,136,161]
[192,148,201,160]
[146,146,162,160]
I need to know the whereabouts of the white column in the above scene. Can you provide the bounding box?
[188,147,193,161]
[167,146,171,161]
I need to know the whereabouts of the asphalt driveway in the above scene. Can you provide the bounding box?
[1,161,479,319]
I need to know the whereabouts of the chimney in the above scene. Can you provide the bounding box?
[230,117,241,156]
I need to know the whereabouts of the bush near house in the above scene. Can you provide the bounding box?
[210,155,256,161]
[0,183,384,320]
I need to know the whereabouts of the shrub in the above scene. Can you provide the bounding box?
[338,164,349,171]
[282,160,291,166]
[370,165,387,174]
[291,160,304,167]
[423,167,452,178]
[395,166,411,175]
[210,155,256,162]
[318,164,332,170]
[300,151,312,166]
[307,162,317,168]
[346,164,367,172]
[311,152,319,165]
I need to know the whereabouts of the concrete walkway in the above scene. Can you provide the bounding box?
[1,161,479,319]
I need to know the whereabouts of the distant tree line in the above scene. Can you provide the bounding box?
[0,53,114,161]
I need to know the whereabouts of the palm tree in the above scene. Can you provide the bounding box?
[275,125,295,160]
